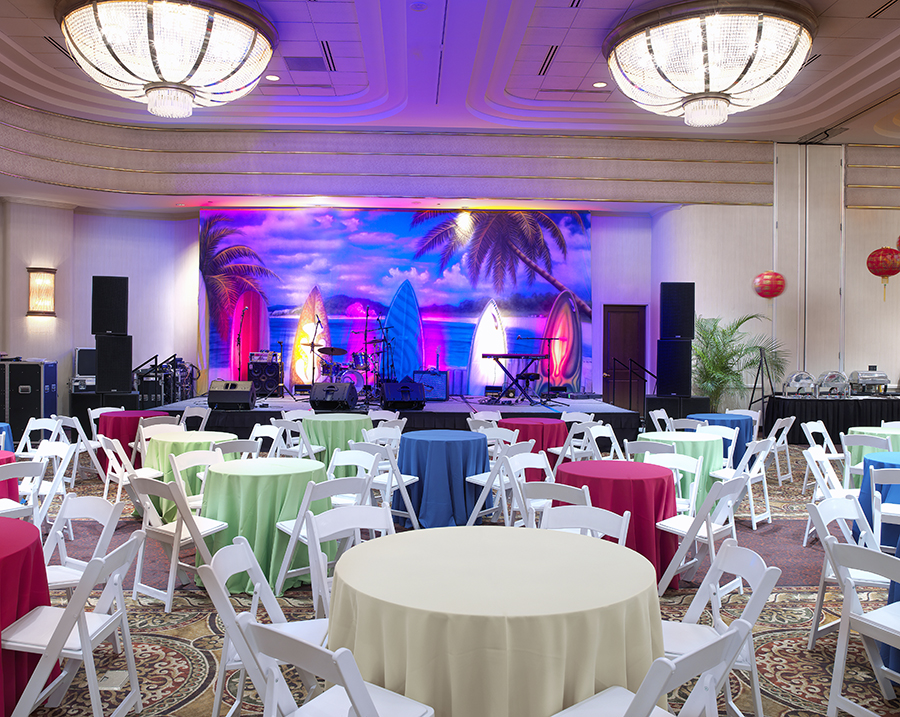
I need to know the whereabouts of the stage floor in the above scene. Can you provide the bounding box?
[158,394,642,441]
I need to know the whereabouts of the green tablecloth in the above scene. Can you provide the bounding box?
[304,413,373,475]
[846,426,900,488]
[144,430,237,521]
[637,431,724,507]
[201,457,335,593]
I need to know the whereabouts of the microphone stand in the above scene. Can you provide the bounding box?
[236,307,248,381]
[310,318,321,387]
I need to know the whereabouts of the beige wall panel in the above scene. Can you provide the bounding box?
[804,146,844,375]
[774,144,805,374]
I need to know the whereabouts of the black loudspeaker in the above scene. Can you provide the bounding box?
[382,381,426,410]
[208,380,256,410]
[660,282,694,339]
[92,276,129,335]
[310,382,358,410]
[249,361,284,397]
[656,339,692,397]
[95,334,133,393]
[412,370,449,401]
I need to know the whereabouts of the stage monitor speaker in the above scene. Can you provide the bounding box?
[656,339,692,397]
[382,381,426,410]
[249,361,284,397]
[92,276,129,335]
[660,282,694,339]
[412,370,449,401]
[310,382,357,410]
[208,380,256,410]
[95,334,133,393]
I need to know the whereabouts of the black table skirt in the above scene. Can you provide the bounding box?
[764,396,900,444]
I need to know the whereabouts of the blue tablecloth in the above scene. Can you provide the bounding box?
[0,423,12,451]
[860,452,900,672]
[395,430,490,528]
[687,413,754,466]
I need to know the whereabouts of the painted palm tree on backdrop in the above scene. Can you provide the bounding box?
[411,210,591,318]
[199,213,279,340]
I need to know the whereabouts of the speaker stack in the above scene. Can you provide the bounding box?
[656,282,693,397]
[248,352,284,397]
[92,276,132,394]
[310,382,358,410]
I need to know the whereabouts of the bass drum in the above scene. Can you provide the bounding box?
[340,370,365,392]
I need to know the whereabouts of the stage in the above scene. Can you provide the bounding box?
[157,394,642,442]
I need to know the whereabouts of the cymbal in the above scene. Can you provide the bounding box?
[317,346,348,357]
[301,342,319,348]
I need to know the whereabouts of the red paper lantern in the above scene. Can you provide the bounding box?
[867,246,900,300]
[753,271,785,299]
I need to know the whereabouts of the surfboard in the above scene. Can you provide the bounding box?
[467,299,508,396]
[382,280,423,382]
[289,286,330,388]
[229,290,269,381]
[537,291,582,395]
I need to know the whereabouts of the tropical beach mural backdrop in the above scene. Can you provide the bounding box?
[199,208,591,395]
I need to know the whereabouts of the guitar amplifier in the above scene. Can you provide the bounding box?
[382,381,426,410]
[412,370,449,401]
[208,380,255,410]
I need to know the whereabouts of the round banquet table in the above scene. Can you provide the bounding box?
[498,417,567,479]
[0,453,16,502]
[0,518,55,717]
[0,424,12,453]
[858,452,900,551]
[397,430,490,528]
[847,425,900,488]
[686,412,754,466]
[201,457,336,593]
[638,431,724,507]
[555,460,678,587]
[302,413,373,475]
[97,410,169,470]
[329,527,663,717]
[145,430,237,522]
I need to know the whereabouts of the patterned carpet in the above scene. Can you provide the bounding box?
[25,447,900,717]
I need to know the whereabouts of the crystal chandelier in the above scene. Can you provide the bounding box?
[603,0,817,127]
[54,0,278,119]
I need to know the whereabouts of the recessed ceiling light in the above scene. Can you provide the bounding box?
[411,2,427,10]
[265,75,280,81]
[592,81,607,89]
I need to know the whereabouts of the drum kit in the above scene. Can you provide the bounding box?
[302,320,396,405]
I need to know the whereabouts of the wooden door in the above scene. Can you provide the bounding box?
[603,305,646,411]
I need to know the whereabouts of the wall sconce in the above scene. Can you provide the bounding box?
[27,267,56,316]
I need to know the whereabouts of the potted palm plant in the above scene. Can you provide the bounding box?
[692,314,789,413]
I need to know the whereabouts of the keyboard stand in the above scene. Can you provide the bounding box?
[484,354,547,406]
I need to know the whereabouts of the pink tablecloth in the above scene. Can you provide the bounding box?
[555,460,678,588]
[498,417,568,480]
[0,453,15,502]
[0,518,54,717]
[97,410,169,470]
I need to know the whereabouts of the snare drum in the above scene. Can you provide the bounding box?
[350,352,368,371]
[320,362,339,377]
[340,370,364,391]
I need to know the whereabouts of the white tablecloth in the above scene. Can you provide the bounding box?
[328,526,663,717]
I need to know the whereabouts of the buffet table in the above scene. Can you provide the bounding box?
[764,395,900,445]
[328,527,662,717]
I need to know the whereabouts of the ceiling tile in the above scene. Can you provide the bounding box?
[523,27,567,45]
[259,86,299,96]
[0,0,24,18]
[529,7,578,29]
[821,0,884,17]
[540,76,581,91]
[814,16,861,37]
[1,17,42,36]
[571,8,628,30]
[507,88,539,100]
[536,89,573,101]
[288,70,332,84]
[330,71,367,84]
[263,3,312,23]
[313,22,361,42]
[821,37,880,55]
[843,18,900,36]
[336,57,366,73]
[277,23,319,43]
[329,41,364,58]
[545,61,592,77]
[506,75,544,89]
[308,2,358,23]
[554,45,602,63]
[563,28,605,47]
[517,45,551,62]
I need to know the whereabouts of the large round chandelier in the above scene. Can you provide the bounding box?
[603,0,817,128]
[54,0,278,119]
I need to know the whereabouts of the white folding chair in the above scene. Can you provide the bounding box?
[378,417,407,432]
[806,495,887,650]
[348,441,420,530]
[764,415,796,485]
[841,432,892,490]
[800,419,844,495]
[246,619,436,717]
[477,425,520,466]
[868,466,900,550]
[825,537,900,717]
[470,410,502,422]
[131,420,184,465]
[98,435,164,504]
[801,446,859,547]
[662,539,781,717]
[367,409,398,424]
[43,494,125,592]
[726,408,760,441]
[215,438,262,460]
[270,418,326,459]
[0,460,47,521]
[697,424,740,470]
[645,452,704,516]
[273,474,373,596]
[26,441,79,530]
[547,421,602,468]
[540,504,630,543]
[249,423,280,455]
[550,620,752,717]
[15,417,63,461]
[87,406,124,442]
[283,408,316,421]
[510,479,591,529]
[648,408,673,432]
[169,448,222,514]
[670,418,708,431]
[360,425,403,460]
[466,417,496,432]
[3,531,145,717]
[52,414,105,486]
[179,405,211,430]
[623,439,675,461]
[130,475,229,612]
[560,411,595,424]
[656,473,750,596]
[710,438,775,530]
[198,536,328,717]
[465,440,535,526]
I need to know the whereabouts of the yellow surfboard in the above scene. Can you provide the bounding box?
[289,286,329,388]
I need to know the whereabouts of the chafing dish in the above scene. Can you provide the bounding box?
[782,370,815,395]
[815,370,850,397]
[849,370,890,395]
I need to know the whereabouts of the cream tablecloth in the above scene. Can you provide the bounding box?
[328,526,662,717]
